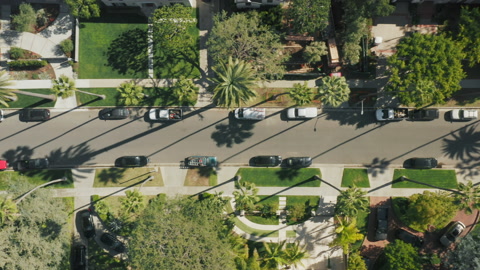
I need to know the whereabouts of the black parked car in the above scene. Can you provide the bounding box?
[250,155,282,167]
[79,209,96,238]
[115,156,150,167]
[375,207,388,241]
[99,108,130,120]
[395,229,423,248]
[19,109,50,122]
[404,157,438,169]
[73,245,87,270]
[284,157,312,168]
[100,233,126,253]
[409,109,439,121]
[17,158,49,170]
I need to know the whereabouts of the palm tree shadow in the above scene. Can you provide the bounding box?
[275,168,301,180]
[97,168,127,185]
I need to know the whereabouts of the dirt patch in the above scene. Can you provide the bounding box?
[9,63,56,80]
[184,168,213,186]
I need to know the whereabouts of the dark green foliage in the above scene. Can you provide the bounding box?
[59,39,73,54]
[287,204,309,224]
[446,234,480,270]
[286,0,331,35]
[8,60,47,70]
[11,3,36,32]
[387,33,465,106]
[348,251,367,270]
[383,240,421,270]
[65,0,100,19]
[9,47,26,60]
[453,7,480,67]
[257,5,284,32]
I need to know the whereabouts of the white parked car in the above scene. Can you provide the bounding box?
[0,109,4,122]
[451,109,478,120]
[287,107,317,119]
[440,221,465,246]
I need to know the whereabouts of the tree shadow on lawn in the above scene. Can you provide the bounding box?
[154,42,200,79]
[97,168,127,185]
[106,28,148,77]
[275,168,301,180]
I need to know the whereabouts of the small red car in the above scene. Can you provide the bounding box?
[0,160,8,170]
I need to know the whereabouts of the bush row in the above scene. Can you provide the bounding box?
[8,60,47,70]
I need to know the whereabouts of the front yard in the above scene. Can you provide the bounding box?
[236,168,321,187]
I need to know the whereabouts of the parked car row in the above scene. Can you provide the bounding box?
[375,108,478,122]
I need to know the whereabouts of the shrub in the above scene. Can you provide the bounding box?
[59,39,74,55]
[9,47,25,60]
[32,73,39,80]
[8,60,47,70]
[36,9,49,27]
[11,3,36,32]
[259,202,278,218]
[287,204,308,223]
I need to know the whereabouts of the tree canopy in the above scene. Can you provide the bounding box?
[446,234,480,270]
[334,186,369,219]
[208,11,289,80]
[285,0,331,35]
[318,76,351,107]
[128,196,236,269]
[0,178,70,269]
[453,7,480,67]
[387,33,466,107]
[383,239,421,270]
[65,0,100,19]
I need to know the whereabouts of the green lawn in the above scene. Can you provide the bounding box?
[392,169,458,189]
[286,196,320,208]
[0,170,73,190]
[93,168,163,188]
[236,168,321,187]
[245,215,279,225]
[0,89,56,109]
[342,168,370,188]
[79,14,148,79]
[75,87,177,107]
[232,216,279,238]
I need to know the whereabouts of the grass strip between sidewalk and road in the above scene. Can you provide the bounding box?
[93,167,163,188]
[0,170,73,190]
[392,169,457,189]
[0,89,56,109]
[341,168,370,187]
[236,168,321,187]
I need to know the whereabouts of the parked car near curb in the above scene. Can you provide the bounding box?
[17,158,49,170]
[99,108,130,120]
[409,109,439,121]
[115,156,149,167]
[19,109,50,122]
[250,156,282,167]
[284,157,312,168]
[451,109,478,121]
[404,157,438,169]
[440,221,465,247]
[287,107,317,119]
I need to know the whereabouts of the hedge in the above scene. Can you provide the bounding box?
[8,60,47,70]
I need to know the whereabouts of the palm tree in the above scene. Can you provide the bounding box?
[117,82,145,106]
[232,180,260,211]
[52,75,76,98]
[317,76,351,107]
[172,76,199,106]
[212,57,257,109]
[335,186,370,219]
[0,71,17,106]
[329,216,364,254]
[261,241,288,269]
[284,241,309,269]
[121,189,145,215]
[0,197,18,226]
[452,181,480,215]
[289,81,313,105]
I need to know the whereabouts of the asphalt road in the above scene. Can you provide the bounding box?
[0,108,477,168]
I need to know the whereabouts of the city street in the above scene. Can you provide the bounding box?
[1,107,477,169]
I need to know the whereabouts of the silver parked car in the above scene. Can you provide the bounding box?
[440,221,465,246]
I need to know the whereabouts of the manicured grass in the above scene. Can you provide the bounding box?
[245,215,279,225]
[0,170,73,190]
[256,195,280,207]
[79,14,148,79]
[93,168,163,188]
[75,87,176,107]
[392,169,458,189]
[341,168,370,188]
[232,216,279,238]
[236,168,321,187]
[286,196,320,208]
[0,89,56,109]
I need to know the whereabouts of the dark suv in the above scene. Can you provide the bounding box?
[19,109,50,122]
[250,155,282,167]
[79,209,96,238]
[17,158,49,170]
[73,245,87,270]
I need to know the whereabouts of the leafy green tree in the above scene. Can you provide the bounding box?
[52,75,76,98]
[151,4,195,52]
[329,216,364,254]
[0,179,70,269]
[303,41,328,64]
[452,181,480,215]
[172,76,199,106]
[383,240,421,270]
[212,57,257,109]
[406,191,457,231]
[261,241,288,269]
[286,0,331,35]
[318,76,351,107]
[0,71,17,107]
[208,11,289,80]
[64,0,100,19]
[289,81,313,105]
[117,82,145,106]
[121,189,145,215]
[406,79,443,108]
[0,197,18,226]
[233,181,260,211]
[454,7,480,67]
[11,3,36,32]
[287,204,307,223]
[335,186,369,219]
[348,251,367,270]
[387,33,466,106]
[59,39,74,56]
[129,196,236,269]
[445,234,480,270]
